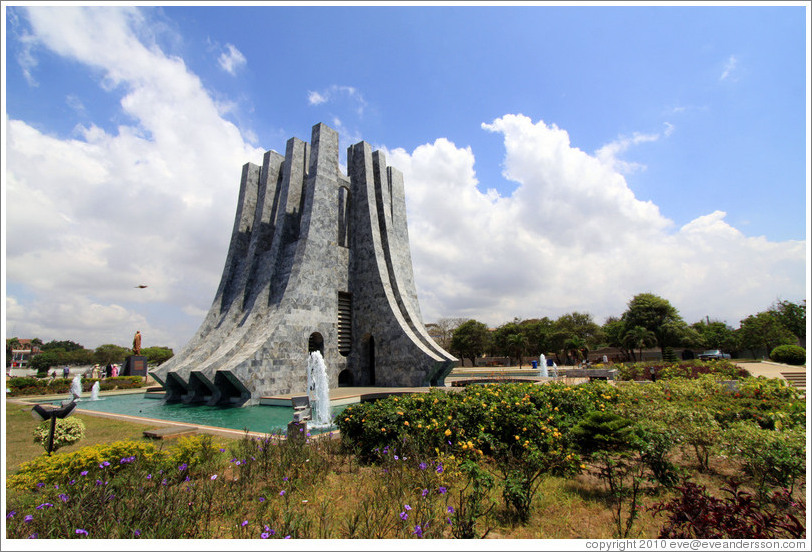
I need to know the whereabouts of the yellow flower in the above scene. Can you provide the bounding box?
[404,421,410,426]
[444,429,452,436]
[515,435,520,440]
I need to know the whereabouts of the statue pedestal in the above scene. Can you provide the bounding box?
[124,355,148,378]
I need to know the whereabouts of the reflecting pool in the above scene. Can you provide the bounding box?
[52,393,344,435]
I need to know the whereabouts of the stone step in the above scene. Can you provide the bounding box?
[781,372,806,390]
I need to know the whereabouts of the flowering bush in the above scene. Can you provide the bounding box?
[615,360,748,381]
[8,440,168,490]
[33,417,86,453]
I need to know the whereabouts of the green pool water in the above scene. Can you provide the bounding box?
[53,393,343,435]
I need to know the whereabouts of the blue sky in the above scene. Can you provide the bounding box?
[3,3,809,351]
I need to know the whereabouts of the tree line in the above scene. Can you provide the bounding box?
[5,338,173,373]
[427,293,806,366]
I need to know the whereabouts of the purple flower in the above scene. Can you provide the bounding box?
[69,480,76,485]
[210,474,218,480]
[134,529,141,537]
[241,520,248,527]
[178,463,188,471]
[438,486,447,495]
[261,532,270,539]
[80,471,88,476]
[258,497,265,502]
[279,490,286,496]
[59,494,69,502]
[447,506,455,513]
[25,515,34,523]
[120,456,135,464]
[146,474,152,480]
[282,476,289,482]
[400,511,408,521]
[413,525,423,537]
[99,461,110,468]
[394,455,399,460]
[75,529,88,536]
[436,465,444,474]
[28,533,38,539]
[36,503,53,510]
[404,504,412,511]
[418,462,427,470]
[36,482,44,488]
[285,535,291,539]
[421,489,429,497]
[6,511,16,520]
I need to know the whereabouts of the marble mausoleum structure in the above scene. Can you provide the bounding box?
[151,123,456,405]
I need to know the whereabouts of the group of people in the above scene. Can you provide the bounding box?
[88,363,120,379]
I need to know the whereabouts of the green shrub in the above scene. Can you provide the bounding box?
[33,417,86,453]
[7,440,168,490]
[769,345,806,366]
[724,422,806,494]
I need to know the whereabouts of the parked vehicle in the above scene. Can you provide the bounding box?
[698,349,731,360]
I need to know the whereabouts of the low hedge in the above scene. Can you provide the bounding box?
[769,345,806,366]
[6,376,144,397]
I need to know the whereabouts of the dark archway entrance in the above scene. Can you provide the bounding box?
[308,332,324,355]
[338,369,354,387]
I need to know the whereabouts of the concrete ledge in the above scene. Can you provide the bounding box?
[143,426,198,440]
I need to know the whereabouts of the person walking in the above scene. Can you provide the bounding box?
[62,365,70,379]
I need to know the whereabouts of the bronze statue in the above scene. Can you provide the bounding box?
[133,331,142,355]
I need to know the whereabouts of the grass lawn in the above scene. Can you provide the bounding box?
[4,373,806,540]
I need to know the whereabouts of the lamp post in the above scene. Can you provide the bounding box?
[31,401,77,455]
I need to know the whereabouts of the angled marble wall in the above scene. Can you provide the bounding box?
[151,123,456,405]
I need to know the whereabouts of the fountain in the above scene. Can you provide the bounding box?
[307,351,332,428]
[538,354,549,378]
[90,381,101,401]
[551,362,559,379]
[70,374,82,401]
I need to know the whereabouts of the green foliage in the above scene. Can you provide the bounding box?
[621,293,687,353]
[142,346,174,365]
[33,418,86,453]
[450,320,492,366]
[5,376,144,396]
[769,344,806,366]
[769,299,806,342]
[737,311,797,357]
[29,351,61,374]
[93,343,130,365]
[7,440,168,491]
[41,340,86,352]
[614,360,748,382]
[571,411,637,455]
[724,422,806,494]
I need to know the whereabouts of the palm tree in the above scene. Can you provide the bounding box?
[564,336,589,365]
[623,326,657,362]
[506,333,528,367]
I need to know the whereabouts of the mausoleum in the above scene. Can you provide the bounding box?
[151,123,456,405]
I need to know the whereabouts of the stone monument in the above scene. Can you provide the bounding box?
[151,123,457,405]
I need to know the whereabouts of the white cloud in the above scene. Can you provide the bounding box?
[217,43,246,75]
[720,55,739,81]
[5,7,264,350]
[387,114,805,328]
[308,90,328,105]
[306,84,367,116]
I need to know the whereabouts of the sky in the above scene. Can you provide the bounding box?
[2,2,809,353]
